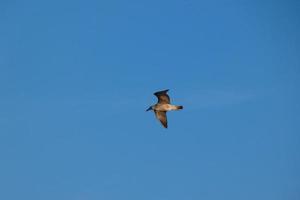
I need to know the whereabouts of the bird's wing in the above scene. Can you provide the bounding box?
[154,89,170,104]
[154,111,168,128]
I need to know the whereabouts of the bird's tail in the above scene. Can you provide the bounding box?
[175,105,183,110]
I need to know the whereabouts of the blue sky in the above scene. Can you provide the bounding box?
[0,0,299,199]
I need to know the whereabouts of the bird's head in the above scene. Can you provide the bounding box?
[146,106,153,111]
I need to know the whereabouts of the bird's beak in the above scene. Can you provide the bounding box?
[146,107,152,111]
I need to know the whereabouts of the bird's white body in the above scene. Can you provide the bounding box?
[152,104,181,112]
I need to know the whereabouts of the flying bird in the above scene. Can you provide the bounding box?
[146,89,183,128]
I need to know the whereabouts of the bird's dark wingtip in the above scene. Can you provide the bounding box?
[154,89,169,95]
[158,89,169,93]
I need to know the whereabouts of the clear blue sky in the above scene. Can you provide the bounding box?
[0,0,299,199]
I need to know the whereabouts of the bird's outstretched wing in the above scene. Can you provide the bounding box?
[154,89,170,104]
[154,111,168,128]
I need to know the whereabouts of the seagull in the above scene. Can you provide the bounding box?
[146,89,183,128]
